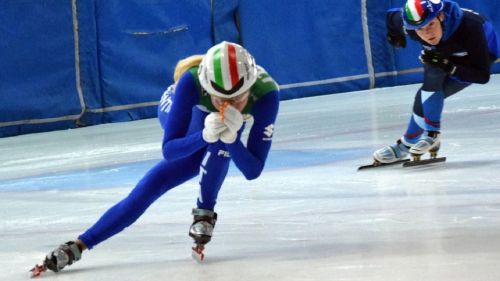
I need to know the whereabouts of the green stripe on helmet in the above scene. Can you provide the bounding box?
[212,47,224,88]
[404,4,417,22]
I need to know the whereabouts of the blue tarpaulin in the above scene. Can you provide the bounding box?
[1,0,499,137]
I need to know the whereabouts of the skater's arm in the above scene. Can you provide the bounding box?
[450,28,492,84]
[386,9,407,48]
[226,90,279,180]
[161,73,207,161]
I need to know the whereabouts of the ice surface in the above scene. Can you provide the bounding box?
[1,76,500,281]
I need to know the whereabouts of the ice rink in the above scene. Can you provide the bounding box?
[1,75,500,281]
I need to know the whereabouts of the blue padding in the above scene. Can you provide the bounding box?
[493,63,500,73]
[212,0,240,44]
[0,1,81,137]
[367,1,399,88]
[87,0,214,124]
[0,121,77,138]
[239,0,369,100]
[75,0,103,113]
[1,0,499,137]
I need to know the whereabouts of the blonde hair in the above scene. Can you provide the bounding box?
[173,55,204,82]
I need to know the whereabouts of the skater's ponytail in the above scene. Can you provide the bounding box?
[173,55,204,82]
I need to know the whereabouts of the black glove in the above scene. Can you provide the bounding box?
[419,50,457,74]
[387,32,406,48]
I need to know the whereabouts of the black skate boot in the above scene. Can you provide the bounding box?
[189,208,217,262]
[45,241,82,272]
[30,241,82,277]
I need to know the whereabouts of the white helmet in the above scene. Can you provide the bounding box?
[198,41,258,98]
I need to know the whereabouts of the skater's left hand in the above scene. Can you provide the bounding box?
[387,32,406,48]
[419,50,457,75]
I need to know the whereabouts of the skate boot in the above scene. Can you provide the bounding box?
[45,241,82,272]
[409,131,441,160]
[189,208,217,261]
[373,138,411,164]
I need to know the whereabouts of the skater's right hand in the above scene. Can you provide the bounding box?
[202,112,226,143]
[221,105,243,133]
[219,105,243,144]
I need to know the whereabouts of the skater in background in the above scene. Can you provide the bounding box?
[373,0,499,164]
[35,41,280,274]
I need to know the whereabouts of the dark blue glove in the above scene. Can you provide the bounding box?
[387,32,406,48]
[419,50,457,74]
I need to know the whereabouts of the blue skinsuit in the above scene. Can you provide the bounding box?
[79,67,280,249]
[387,1,500,142]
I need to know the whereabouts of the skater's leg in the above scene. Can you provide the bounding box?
[376,66,449,163]
[409,68,470,156]
[196,142,231,210]
[405,65,447,135]
[403,89,426,143]
[79,152,204,249]
[443,77,470,99]
[189,142,231,247]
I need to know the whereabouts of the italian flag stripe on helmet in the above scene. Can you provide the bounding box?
[405,0,424,22]
[227,43,240,87]
[198,41,258,98]
[210,42,241,90]
[212,48,224,88]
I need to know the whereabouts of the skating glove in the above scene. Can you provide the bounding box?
[202,112,226,143]
[221,105,243,132]
[385,11,406,48]
[387,32,406,48]
[220,105,243,144]
[220,129,237,144]
[419,50,457,75]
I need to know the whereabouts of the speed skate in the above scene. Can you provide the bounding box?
[359,151,446,170]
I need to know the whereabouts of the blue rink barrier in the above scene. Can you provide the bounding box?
[0,0,499,137]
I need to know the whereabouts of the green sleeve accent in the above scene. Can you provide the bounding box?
[250,67,279,98]
[241,67,279,114]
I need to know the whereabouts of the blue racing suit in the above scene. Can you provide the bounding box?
[79,66,280,249]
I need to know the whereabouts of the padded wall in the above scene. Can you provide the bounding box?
[1,0,498,137]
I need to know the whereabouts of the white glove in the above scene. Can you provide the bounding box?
[202,113,226,143]
[219,105,244,144]
[221,105,244,133]
[220,129,238,144]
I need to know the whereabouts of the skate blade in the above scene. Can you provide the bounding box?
[191,245,205,263]
[402,157,446,167]
[358,159,410,170]
[29,264,47,278]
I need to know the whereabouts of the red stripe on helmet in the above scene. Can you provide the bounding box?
[227,43,239,87]
[415,0,424,17]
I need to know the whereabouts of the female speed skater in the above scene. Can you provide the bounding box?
[32,41,280,275]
